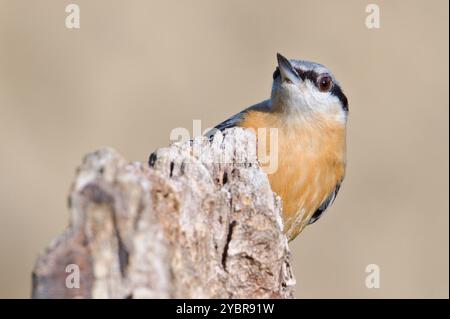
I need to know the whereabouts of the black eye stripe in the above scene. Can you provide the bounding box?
[295,68,349,112]
[272,66,348,112]
[331,84,349,112]
[295,68,318,83]
[272,67,319,83]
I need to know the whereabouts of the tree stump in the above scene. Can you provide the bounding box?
[32,128,296,298]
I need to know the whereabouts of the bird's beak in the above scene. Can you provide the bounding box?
[277,53,300,84]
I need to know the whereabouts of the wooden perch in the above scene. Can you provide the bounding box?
[32,128,296,298]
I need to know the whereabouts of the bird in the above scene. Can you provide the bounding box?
[210,53,348,241]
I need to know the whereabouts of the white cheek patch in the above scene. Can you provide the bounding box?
[301,81,333,105]
[286,81,346,124]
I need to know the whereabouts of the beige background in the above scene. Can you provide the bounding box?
[0,0,448,298]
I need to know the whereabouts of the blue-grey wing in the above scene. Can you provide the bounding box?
[214,111,246,132]
[308,182,342,225]
[206,100,272,137]
[150,101,271,167]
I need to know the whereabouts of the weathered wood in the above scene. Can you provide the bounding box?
[32,128,296,298]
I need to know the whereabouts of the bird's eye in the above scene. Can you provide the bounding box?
[317,75,333,92]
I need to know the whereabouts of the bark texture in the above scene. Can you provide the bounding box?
[32,128,296,299]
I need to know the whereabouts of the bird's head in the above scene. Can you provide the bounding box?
[271,53,348,124]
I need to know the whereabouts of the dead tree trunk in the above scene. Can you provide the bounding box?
[31,128,296,298]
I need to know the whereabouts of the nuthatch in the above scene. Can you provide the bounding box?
[212,53,348,241]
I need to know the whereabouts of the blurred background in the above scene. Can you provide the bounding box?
[0,0,448,298]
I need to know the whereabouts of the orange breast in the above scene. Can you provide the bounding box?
[240,110,346,240]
